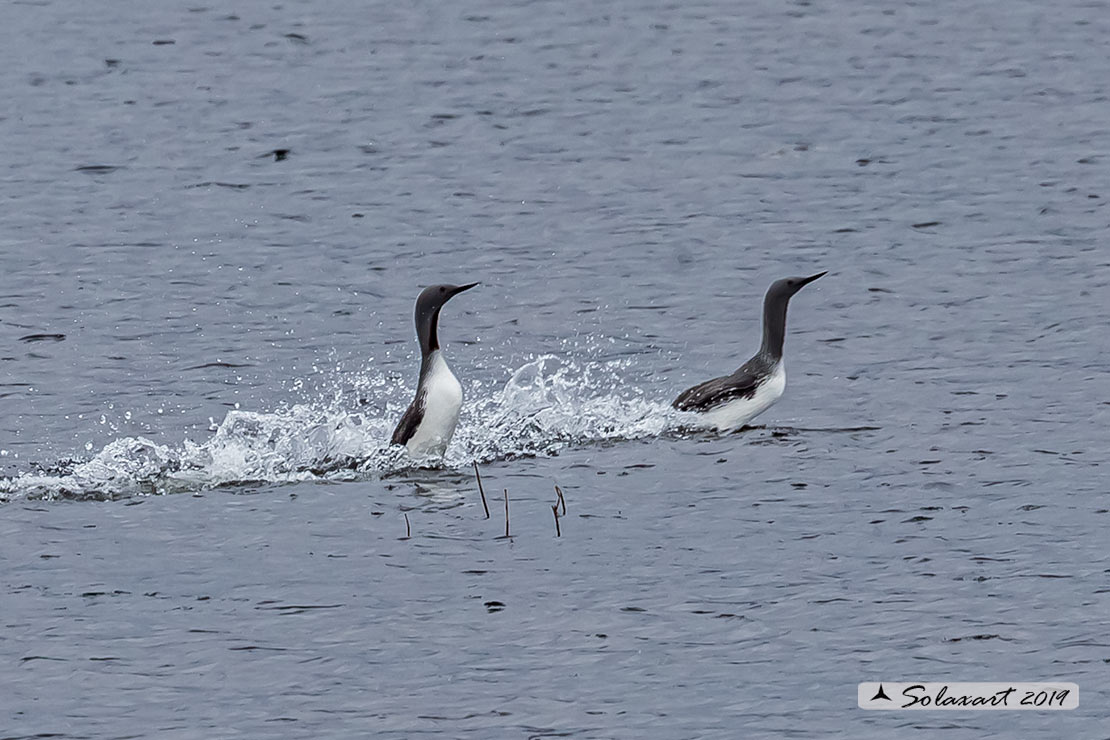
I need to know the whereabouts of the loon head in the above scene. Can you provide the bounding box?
[414,282,479,354]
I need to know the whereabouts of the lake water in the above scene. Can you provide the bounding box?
[2,0,1108,737]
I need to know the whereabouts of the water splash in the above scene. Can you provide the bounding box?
[453,355,673,463]
[0,356,682,502]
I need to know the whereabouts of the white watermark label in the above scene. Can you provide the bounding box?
[858,682,1078,710]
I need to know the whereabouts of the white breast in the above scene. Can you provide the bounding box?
[700,363,786,432]
[405,351,464,458]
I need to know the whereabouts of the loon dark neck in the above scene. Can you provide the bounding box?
[417,307,442,357]
[758,291,789,363]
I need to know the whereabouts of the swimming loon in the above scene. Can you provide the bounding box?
[391,282,478,457]
[673,272,826,431]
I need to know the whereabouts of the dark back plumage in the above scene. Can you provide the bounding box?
[672,357,766,412]
[390,388,426,446]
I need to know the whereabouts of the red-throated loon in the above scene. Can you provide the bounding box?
[673,272,826,431]
[391,282,478,457]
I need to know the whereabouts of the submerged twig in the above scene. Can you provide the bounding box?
[404,513,411,539]
[554,485,567,516]
[551,503,561,537]
[474,461,490,519]
[504,488,510,538]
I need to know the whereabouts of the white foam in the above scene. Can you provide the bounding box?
[0,356,687,502]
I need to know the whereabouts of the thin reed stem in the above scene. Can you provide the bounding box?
[474,461,490,519]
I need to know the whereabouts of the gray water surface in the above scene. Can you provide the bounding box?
[2,0,1108,737]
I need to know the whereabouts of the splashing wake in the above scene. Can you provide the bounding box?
[0,357,684,502]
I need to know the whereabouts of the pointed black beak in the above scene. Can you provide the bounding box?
[799,271,827,287]
[449,282,479,298]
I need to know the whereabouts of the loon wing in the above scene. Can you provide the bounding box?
[390,394,425,446]
[672,371,758,412]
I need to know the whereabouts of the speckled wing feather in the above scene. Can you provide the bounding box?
[672,370,759,412]
[390,394,425,446]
